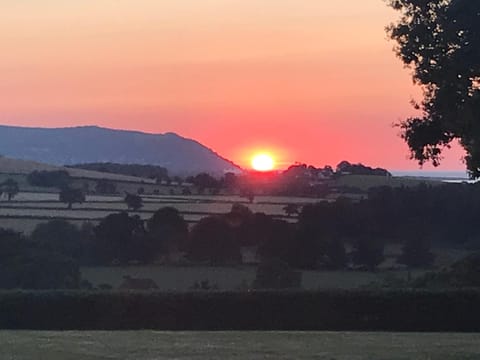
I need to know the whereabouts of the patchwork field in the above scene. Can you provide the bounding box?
[0,192,315,233]
[2,331,480,360]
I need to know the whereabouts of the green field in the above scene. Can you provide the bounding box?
[81,265,422,290]
[2,331,480,359]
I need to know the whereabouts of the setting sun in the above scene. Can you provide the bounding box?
[251,153,275,171]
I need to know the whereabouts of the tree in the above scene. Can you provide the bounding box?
[1,179,19,201]
[0,228,80,289]
[124,193,143,211]
[94,212,149,264]
[387,0,480,177]
[352,235,385,271]
[397,231,435,268]
[31,220,83,260]
[186,173,220,193]
[147,207,188,256]
[283,203,300,217]
[59,187,85,209]
[187,216,241,265]
[27,170,71,188]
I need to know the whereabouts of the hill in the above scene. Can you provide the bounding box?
[0,125,241,175]
[0,156,154,183]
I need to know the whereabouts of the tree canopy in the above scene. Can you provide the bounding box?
[388,0,480,176]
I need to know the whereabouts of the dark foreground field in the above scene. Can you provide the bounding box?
[2,331,480,360]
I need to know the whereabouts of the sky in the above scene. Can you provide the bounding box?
[0,0,467,171]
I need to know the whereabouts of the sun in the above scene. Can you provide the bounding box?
[251,153,275,171]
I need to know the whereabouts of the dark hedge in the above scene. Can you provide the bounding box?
[0,289,479,331]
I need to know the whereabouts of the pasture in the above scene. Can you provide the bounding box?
[80,265,419,290]
[0,192,312,233]
[2,331,479,359]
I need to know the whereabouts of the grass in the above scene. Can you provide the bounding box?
[1,331,480,359]
[80,265,420,291]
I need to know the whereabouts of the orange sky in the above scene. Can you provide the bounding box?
[0,1,466,170]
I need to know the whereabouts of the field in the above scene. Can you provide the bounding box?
[81,265,417,290]
[2,331,480,359]
[0,192,315,233]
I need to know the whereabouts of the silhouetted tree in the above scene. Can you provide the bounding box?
[397,226,435,268]
[94,212,149,264]
[1,178,19,201]
[186,173,220,193]
[31,220,83,260]
[283,203,300,217]
[147,207,188,256]
[59,187,85,209]
[352,235,385,271]
[222,172,238,190]
[388,0,480,176]
[187,216,241,265]
[0,228,80,289]
[27,170,71,188]
[124,193,143,211]
[257,219,295,265]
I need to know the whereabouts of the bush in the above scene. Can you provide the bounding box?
[1,290,480,331]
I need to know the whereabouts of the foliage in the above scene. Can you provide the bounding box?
[336,161,391,176]
[352,236,385,271]
[0,179,19,201]
[397,229,435,268]
[59,187,85,209]
[413,253,480,288]
[147,207,188,255]
[27,170,71,188]
[93,212,149,264]
[95,179,117,194]
[124,193,143,211]
[0,227,80,289]
[187,216,241,265]
[70,162,169,182]
[388,0,480,176]
[283,203,300,217]
[186,173,220,192]
[30,220,84,260]
[1,290,480,331]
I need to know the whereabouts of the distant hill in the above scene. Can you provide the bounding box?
[0,125,241,175]
[0,156,155,183]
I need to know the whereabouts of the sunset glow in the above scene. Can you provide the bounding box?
[0,0,466,170]
[251,154,275,172]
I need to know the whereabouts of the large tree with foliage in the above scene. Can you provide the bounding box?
[147,207,188,255]
[388,0,480,176]
[59,187,85,209]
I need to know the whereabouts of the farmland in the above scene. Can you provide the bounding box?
[81,265,422,290]
[0,192,317,233]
